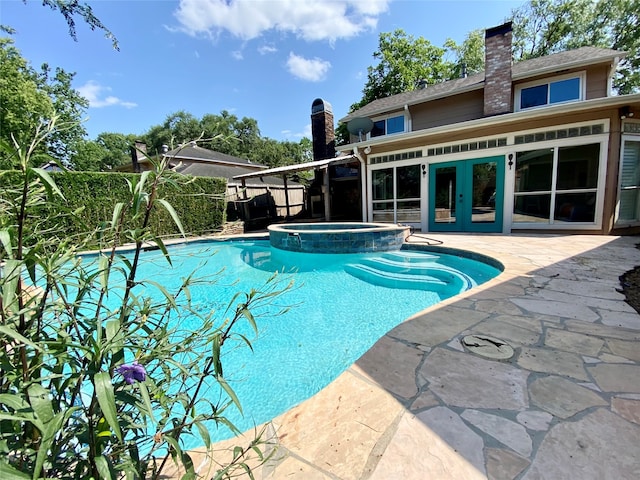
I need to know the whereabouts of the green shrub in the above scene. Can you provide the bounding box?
[0,169,227,249]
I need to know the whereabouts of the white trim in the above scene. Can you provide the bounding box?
[514,71,586,112]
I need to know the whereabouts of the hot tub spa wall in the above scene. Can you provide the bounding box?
[269,224,410,253]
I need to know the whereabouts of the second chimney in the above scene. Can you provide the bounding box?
[483,22,513,117]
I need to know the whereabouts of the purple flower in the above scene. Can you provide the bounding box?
[116,362,146,384]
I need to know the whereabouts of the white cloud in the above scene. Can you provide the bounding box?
[258,44,277,55]
[231,50,243,60]
[78,81,137,109]
[173,0,389,43]
[286,52,331,82]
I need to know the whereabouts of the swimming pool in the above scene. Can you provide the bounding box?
[105,238,501,449]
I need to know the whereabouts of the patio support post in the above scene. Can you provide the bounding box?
[322,167,331,221]
[282,174,291,220]
[241,179,250,221]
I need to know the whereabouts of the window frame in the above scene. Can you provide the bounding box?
[514,71,586,112]
[616,133,640,226]
[511,138,606,229]
[369,113,406,138]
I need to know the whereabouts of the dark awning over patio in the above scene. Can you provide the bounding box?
[232,154,357,181]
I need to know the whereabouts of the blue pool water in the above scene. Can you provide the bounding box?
[103,239,500,449]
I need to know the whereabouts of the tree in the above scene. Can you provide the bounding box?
[140,109,311,168]
[37,63,89,161]
[26,0,119,50]
[444,29,485,79]
[355,29,449,110]
[0,38,53,168]
[0,37,88,168]
[70,132,136,171]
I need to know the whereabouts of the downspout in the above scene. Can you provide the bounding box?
[353,147,368,222]
[404,104,412,131]
[608,56,620,97]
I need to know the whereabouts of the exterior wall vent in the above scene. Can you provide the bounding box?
[514,124,604,145]
[369,149,423,165]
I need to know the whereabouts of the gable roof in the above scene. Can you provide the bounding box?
[173,162,294,186]
[164,143,267,169]
[342,46,624,123]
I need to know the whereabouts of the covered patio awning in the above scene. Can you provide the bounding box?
[232,154,357,181]
[232,154,360,222]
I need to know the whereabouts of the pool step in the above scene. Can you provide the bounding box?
[344,262,474,293]
[382,251,440,263]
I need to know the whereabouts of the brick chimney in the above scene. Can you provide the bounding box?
[311,98,335,160]
[483,22,513,117]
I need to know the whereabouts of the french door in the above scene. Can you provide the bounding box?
[428,156,504,232]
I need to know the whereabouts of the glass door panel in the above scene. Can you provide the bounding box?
[432,165,458,225]
[471,161,497,224]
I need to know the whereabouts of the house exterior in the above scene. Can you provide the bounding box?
[121,141,305,229]
[337,22,640,235]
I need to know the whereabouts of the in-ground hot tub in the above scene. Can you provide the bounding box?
[268,222,411,253]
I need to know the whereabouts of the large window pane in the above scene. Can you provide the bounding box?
[472,162,497,224]
[433,166,457,223]
[396,165,421,199]
[372,202,394,222]
[397,200,421,222]
[556,144,600,190]
[520,84,548,109]
[371,120,385,137]
[387,115,404,134]
[515,149,553,192]
[513,194,551,222]
[555,192,596,222]
[619,190,639,222]
[550,78,580,104]
[372,169,393,200]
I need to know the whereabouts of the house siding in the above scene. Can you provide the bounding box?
[411,90,484,131]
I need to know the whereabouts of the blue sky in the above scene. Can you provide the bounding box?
[2,0,524,142]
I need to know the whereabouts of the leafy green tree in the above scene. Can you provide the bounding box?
[444,29,485,79]
[252,137,312,168]
[37,63,89,161]
[356,29,449,109]
[69,138,109,171]
[0,38,53,168]
[0,38,88,167]
[24,0,119,49]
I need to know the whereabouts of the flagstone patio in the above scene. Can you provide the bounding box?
[166,233,640,479]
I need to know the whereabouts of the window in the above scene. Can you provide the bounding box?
[513,143,601,224]
[371,114,405,137]
[516,74,583,111]
[617,139,640,224]
[372,164,421,223]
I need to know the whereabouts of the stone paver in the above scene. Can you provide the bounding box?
[588,363,640,393]
[419,347,530,410]
[180,234,640,480]
[529,375,608,418]
[521,409,640,480]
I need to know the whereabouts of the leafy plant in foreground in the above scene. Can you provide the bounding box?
[0,118,292,479]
